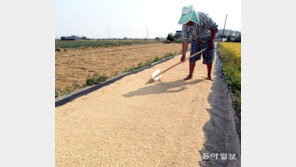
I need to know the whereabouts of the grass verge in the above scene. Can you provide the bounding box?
[217,42,241,134]
[55,73,108,98]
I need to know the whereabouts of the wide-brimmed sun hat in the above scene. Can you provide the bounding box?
[178,5,199,25]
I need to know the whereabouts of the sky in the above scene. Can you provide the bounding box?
[55,0,241,39]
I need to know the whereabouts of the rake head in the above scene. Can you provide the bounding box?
[151,69,162,81]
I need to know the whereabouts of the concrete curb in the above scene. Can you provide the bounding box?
[55,52,182,107]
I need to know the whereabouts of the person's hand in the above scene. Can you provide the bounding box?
[180,55,185,62]
[208,41,214,49]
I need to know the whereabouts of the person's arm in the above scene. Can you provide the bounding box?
[181,24,189,62]
[181,41,188,62]
[200,12,218,49]
[208,29,217,49]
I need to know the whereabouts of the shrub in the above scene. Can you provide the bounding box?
[153,57,160,62]
[144,59,153,66]
[86,73,108,86]
[72,81,81,89]
[55,87,72,98]
[167,33,175,41]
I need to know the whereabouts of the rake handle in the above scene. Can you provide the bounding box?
[156,48,207,77]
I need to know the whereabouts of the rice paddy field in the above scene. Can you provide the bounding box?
[219,42,241,65]
[55,40,184,97]
[218,42,241,130]
[55,39,164,49]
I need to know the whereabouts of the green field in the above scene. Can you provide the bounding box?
[218,42,241,133]
[55,39,164,49]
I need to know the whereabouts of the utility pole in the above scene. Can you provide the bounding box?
[108,27,110,39]
[221,14,228,42]
[146,26,149,39]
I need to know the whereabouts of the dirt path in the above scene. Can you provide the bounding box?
[56,50,217,166]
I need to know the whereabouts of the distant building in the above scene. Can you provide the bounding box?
[169,29,240,42]
[215,29,241,42]
[175,30,192,40]
[214,37,227,42]
[231,31,240,37]
[60,35,89,41]
[155,37,166,40]
[216,29,241,38]
[61,35,79,40]
[175,30,182,38]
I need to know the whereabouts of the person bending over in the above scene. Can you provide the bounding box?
[178,5,218,80]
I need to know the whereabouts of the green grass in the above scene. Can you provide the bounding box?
[55,39,164,49]
[55,73,109,98]
[55,87,72,98]
[86,73,108,86]
[218,42,241,134]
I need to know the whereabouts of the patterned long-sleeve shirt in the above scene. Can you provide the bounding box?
[182,12,218,42]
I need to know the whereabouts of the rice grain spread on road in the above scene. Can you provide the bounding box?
[55,51,216,166]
